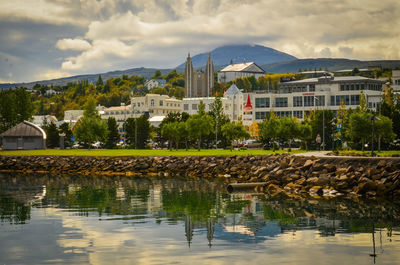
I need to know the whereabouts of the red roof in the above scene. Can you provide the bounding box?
[244,94,253,111]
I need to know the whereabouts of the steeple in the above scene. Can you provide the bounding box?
[185,52,194,97]
[205,53,214,97]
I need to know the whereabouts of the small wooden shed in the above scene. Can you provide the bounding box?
[0,121,46,150]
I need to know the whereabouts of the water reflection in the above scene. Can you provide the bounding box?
[1,173,400,265]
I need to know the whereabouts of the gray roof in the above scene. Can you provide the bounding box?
[220,62,264,73]
[0,121,46,138]
[224,84,242,95]
[281,76,384,85]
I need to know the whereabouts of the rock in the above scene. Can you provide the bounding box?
[302,160,313,169]
[377,160,387,169]
[306,177,319,185]
[309,186,323,196]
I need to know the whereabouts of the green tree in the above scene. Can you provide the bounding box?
[45,122,59,148]
[208,96,230,147]
[298,123,312,150]
[151,70,162,79]
[221,122,250,151]
[96,75,104,92]
[125,115,150,149]
[105,117,120,149]
[74,98,108,148]
[359,90,368,112]
[186,108,214,151]
[59,122,73,147]
[259,112,280,150]
[346,111,371,150]
[278,116,300,149]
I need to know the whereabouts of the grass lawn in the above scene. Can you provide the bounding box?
[0,148,307,157]
[335,150,400,157]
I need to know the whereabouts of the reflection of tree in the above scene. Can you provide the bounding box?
[263,205,296,225]
[0,195,30,224]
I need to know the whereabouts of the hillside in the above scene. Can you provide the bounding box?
[0,67,172,90]
[176,44,297,68]
[262,58,400,73]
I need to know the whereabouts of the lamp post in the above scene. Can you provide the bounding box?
[369,115,380,157]
[215,112,218,149]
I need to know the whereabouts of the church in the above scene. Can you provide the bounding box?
[184,53,214,98]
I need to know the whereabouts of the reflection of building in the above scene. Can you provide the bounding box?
[185,216,194,247]
[184,53,214,97]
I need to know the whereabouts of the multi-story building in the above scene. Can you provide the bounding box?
[217,62,265,83]
[392,70,400,93]
[101,94,182,133]
[244,75,384,123]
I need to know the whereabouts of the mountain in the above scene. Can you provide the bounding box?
[176,44,297,69]
[262,58,400,73]
[0,67,173,90]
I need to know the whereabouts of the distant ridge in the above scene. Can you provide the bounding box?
[176,44,297,68]
[0,67,173,90]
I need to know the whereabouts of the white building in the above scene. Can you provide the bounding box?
[392,70,400,93]
[218,62,265,83]
[32,115,58,126]
[63,110,84,125]
[244,75,384,123]
[144,79,167,90]
[101,94,182,133]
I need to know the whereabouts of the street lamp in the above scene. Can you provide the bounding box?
[369,115,380,157]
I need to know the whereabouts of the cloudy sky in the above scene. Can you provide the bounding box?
[0,0,399,83]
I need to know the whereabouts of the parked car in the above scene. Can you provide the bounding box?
[244,139,261,149]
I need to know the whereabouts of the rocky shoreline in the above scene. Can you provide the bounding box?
[1,154,400,199]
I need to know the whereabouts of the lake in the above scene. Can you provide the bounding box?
[1,173,400,265]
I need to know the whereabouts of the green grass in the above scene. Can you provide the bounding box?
[336,150,400,157]
[0,148,307,157]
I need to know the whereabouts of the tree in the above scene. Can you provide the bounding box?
[221,122,249,151]
[186,111,214,151]
[359,90,368,112]
[298,123,312,150]
[105,117,120,149]
[161,122,178,150]
[151,70,162,79]
[375,115,395,149]
[259,112,280,150]
[45,122,59,148]
[59,122,73,148]
[346,111,371,150]
[125,114,150,149]
[208,96,230,147]
[96,75,104,92]
[74,98,108,148]
[278,116,300,149]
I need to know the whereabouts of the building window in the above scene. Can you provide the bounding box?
[192,104,197,110]
[275,111,292,117]
[336,95,350,106]
[293,110,303,119]
[159,100,163,106]
[275,97,288,108]
[293,96,302,107]
[308,84,315,92]
[330,96,335,106]
[315,95,325,106]
[304,96,314,107]
[255,111,268,120]
[150,99,154,107]
[351,95,360,105]
[255,98,270,108]
[137,103,140,107]
[184,104,189,111]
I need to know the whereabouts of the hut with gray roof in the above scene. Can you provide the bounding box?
[0,121,46,150]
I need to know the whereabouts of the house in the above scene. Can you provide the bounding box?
[218,62,265,83]
[0,121,46,150]
[32,115,58,126]
[144,79,167,90]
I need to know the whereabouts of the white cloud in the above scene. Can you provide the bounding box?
[56,38,91,51]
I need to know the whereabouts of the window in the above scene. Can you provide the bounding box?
[304,96,314,107]
[255,112,268,120]
[275,111,292,117]
[137,103,140,107]
[315,96,325,106]
[293,96,302,107]
[275,97,288,107]
[183,104,189,111]
[336,95,350,105]
[340,84,345,91]
[192,104,197,110]
[293,110,303,119]
[309,84,315,92]
[255,98,270,108]
[159,100,163,106]
[351,95,360,105]
[150,99,154,107]
[330,96,335,106]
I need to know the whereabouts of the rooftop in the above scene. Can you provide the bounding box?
[220,62,264,73]
[0,121,46,139]
[281,76,384,85]
[224,84,242,95]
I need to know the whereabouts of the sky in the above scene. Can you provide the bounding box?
[0,0,399,83]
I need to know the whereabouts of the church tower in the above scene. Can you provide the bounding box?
[184,53,194,97]
[205,53,214,97]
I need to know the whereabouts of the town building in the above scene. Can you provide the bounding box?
[100,94,181,133]
[218,62,265,83]
[144,79,167,90]
[184,53,214,97]
[32,115,58,126]
[223,84,245,122]
[392,70,400,93]
[244,75,384,123]
[0,121,46,150]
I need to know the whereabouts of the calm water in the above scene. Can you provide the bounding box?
[1,173,400,265]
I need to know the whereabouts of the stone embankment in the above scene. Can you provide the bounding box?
[1,154,400,198]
